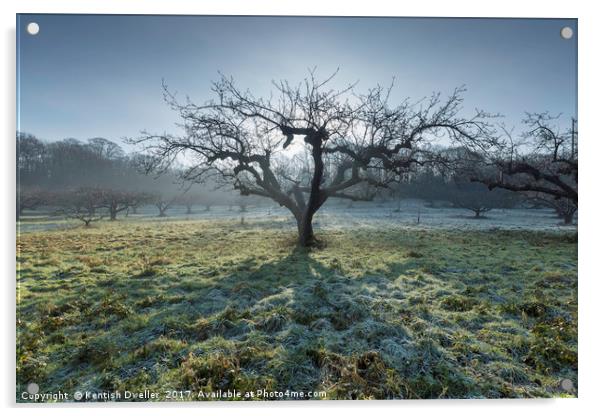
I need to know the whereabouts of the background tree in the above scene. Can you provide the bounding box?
[132,72,494,246]
[470,114,577,203]
[411,169,451,209]
[528,193,577,225]
[153,194,178,217]
[55,188,106,227]
[127,191,154,215]
[177,192,202,215]
[98,189,139,221]
[449,180,516,218]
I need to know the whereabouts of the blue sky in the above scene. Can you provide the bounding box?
[17,15,577,145]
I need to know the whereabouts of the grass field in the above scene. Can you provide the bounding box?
[16,218,578,400]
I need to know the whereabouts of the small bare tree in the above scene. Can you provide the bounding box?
[127,191,154,216]
[177,193,201,214]
[528,193,577,225]
[97,189,138,221]
[450,180,515,218]
[132,71,494,246]
[153,194,178,217]
[56,188,106,227]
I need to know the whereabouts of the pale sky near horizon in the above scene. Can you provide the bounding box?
[17,15,577,147]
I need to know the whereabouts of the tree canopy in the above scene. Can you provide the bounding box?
[132,71,497,245]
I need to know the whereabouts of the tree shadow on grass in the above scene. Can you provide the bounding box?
[21,229,573,400]
[146,246,487,399]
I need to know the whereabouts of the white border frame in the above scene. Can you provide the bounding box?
[2,1,599,416]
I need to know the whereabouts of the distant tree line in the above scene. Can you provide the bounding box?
[16,134,243,222]
[17,92,577,229]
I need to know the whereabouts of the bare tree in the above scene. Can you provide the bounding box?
[127,191,154,215]
[177,191,217,214]
[177,193,201,214]
[450,180,515,218]
[153,194,178,217]
[528,193,577,225]
[98,189,138,221]
[471,114,577,204]
[132,71,494,246]
[56,188,106,227]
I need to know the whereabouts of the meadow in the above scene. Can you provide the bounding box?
[16,216,577,401]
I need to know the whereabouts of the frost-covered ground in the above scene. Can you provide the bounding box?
[18,199,576,234]
[17,219,578,399]
[313,200,576,232]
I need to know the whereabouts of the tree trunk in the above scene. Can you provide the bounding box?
[186,205,192,214]
[296,133,325,247]
[297,214,315,247]
[563,212,574,225]
[110,207,117,221]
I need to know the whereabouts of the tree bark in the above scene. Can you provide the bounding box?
[295,131,325,247]
[297,214,316,246]
[563,212,574,225]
